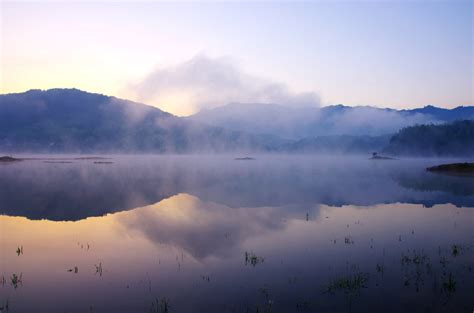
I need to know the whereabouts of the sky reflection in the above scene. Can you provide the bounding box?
[1,191,472,312]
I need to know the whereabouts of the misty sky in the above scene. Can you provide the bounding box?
[1,1,472,115]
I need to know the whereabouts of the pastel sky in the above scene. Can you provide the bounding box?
[1,0,472,116]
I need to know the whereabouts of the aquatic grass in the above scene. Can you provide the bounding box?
[401,249,428,266]
[245,251,265,267]
[258,286,273,313]
[400,249,435,293]
[324,272,370,311]
[442,273,456,293]
[439,256,449,268]
[344,236,354,245]
[95,262,103,276]
[10,273,22,289]
[376,263,384,274]
[150,297,170,313]
[295,300,310,311]
[325,273,369,294]
[451,245,460,257]
[403,276,410,287]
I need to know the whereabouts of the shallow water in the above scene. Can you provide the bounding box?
[0,155,473,312]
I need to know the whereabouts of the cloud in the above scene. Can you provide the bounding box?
[115,193,287,259]
[125,54,320,116]
[329,107,441,135]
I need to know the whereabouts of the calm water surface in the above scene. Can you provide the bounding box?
[0,155,473,313]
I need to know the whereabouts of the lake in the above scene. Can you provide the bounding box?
[0,155,473,312]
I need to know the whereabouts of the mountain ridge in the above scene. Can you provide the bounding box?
[0,88,283,153]
[1,88,472,155]
[189,102,474,139]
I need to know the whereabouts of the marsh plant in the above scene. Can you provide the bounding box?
[451,245,460,257]
[95,262,103,276]
[245,252,265,267]
[443,273,456,293]
[257,286,273,313]
[376,263,384,274]
[325,273,369,295]
[344,236,354,245]
[10,274,22,289]
[401,249,429,266]
[15,246,23,256]
[150,297,170,313]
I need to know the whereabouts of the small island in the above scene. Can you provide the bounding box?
[234,157,256,161]
[369,152,395,160]
[426,162,474,175]
[0,156,22,162]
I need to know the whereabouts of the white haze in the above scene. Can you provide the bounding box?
[189,103,442,139]
[123,54,444,139]
[125,54,321,116]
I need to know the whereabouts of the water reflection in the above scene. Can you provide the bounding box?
[394,170,474,196]
[1,193,473,312]
[0,156,473,220]
[116,194,310,259]
[0,156,473,312]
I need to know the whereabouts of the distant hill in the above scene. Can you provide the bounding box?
[404,105,474,122]
[189,103,474,139]
[383,120,474,157]
[281,135,390,154]
[0,89,282,153]
[1,89,472,155]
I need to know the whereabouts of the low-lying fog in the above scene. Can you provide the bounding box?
[1,154,473,220]
[1,154,472,313]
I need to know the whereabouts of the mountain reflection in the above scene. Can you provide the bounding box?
[1,196,472,313]
[0,155,472,221]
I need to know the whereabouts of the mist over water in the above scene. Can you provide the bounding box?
[0,155,473,312]
[1,155,473,220]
